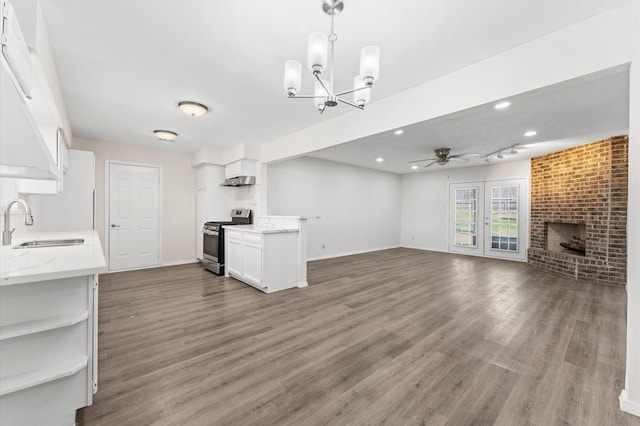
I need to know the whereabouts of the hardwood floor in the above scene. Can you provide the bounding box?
[77,248,639,426]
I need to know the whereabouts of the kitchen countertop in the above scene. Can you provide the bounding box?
[223,224,299,234]
[0,230,107,286]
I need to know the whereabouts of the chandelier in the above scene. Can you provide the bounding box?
[283,0,380,113]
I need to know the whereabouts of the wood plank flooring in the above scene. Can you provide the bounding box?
[76,248,639,425]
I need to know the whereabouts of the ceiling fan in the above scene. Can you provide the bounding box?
[408,148,480,168]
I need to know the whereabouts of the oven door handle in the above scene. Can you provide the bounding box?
[202,230,219,236]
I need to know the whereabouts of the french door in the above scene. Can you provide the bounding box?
[449,179,527,261]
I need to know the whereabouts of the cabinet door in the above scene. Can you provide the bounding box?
[242,242,263,287]
[224,161,241,179]
[227,239,243,277]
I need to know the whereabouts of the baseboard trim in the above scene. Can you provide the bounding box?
[105,259,199,273]
[162,259,199,267]
[620,390,640,417]
[308,245,401,261]
[400,245,448,254]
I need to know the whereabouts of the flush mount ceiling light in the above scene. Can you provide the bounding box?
[394,129,404,135]
[411,165,419,170]
[178,101,208,117]
[524,130,537,137]
[153,130,177,141]
[376,157,384,162]
[283,0,380,113]
[494,101,511,109]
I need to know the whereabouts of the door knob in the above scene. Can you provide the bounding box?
[111,224,120,228]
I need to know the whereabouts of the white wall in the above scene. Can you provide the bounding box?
[623,0,640,415]
[73,137,197,266]
[267,156,401,260]
[400,160,531,252]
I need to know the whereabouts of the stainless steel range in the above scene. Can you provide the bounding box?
[202,208,252,275]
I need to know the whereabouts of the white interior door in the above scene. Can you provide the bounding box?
[108,162,160,271]
[449,179,527,261]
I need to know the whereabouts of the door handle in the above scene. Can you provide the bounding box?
[111,224,120,228]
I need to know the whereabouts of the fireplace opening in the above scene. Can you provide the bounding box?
[546,222,587,256]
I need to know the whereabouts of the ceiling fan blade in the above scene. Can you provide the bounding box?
[451,153,481,159]
[424,161,437,168]
[449,157,470,163]
[408,158,436,164]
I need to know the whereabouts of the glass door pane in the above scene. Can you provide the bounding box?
[489,184,519,252]
[454,187,478,248]
[449,182,484,256]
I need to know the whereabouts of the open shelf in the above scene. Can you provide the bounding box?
[0,311,88,341]
[0,355,88,396]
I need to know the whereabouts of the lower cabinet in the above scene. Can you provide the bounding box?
[225,229,299,293]
[0,274,98,425]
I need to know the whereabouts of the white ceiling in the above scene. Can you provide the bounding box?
[39,0,632,166]
[309,68,630,174]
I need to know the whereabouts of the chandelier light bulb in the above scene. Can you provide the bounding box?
[284,60,302,96]
[307,32,328,74]
[360,46,380,84]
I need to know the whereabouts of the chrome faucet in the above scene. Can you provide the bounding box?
[3,199,34,246]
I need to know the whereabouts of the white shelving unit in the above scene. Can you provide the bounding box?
[0,274,98,425]
[0,355,88,397]
[0,311,88,341]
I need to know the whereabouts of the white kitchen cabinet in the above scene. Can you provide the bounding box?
[0,0,68,182]
[225,227,299,293]
[241,233,263,287]
[224,159,256,179]
[0,230,106,425]
[0,58,60,180]
[16,129,68,194]
[0,274,99,425]
[226,236,243,277]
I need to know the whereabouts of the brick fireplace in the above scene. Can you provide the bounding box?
[528,136,628,285]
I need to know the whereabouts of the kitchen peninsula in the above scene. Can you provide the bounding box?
[224,216,308,293]
[0,230,107,426]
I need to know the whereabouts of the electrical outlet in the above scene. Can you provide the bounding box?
[411,234,415,241]
[321,242,326,249]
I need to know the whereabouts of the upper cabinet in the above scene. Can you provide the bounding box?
[0,0,69,182]
[224,160,257,179]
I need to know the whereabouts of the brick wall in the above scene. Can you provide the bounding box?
[528,136,628,285]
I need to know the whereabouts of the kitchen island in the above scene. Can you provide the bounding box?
[224,216,308,293]
[0,230,106,426]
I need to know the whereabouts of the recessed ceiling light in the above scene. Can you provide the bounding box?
[376,157,384,162]
[494,101,511,109]
[524,130,537,137]
[153,130,177,141]
[178,101,208,117]
[411,165,418,170]
[394,129,404,135]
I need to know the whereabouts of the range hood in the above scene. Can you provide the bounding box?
[220,175,256,187]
